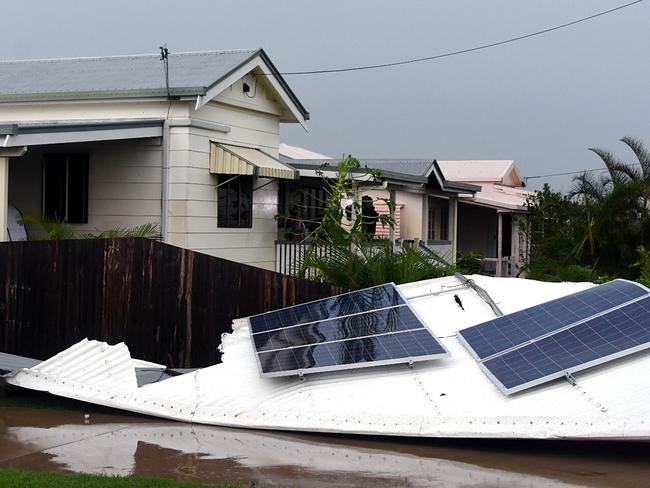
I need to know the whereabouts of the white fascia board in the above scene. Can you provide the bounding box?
[458,196,524,212]
[197,56,308,130]
[0,96,195,107]
[170,118,230,133]
[0,146,28,157]
[4,126,163,147]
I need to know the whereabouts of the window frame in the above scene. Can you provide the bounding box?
[217,174,253,228]
[42,153,89,224]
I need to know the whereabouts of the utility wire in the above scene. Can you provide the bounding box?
[525,167,609,182]
[525,157,647,182]
[275,0,643,76]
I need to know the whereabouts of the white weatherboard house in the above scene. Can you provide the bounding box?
[0,49,308,270]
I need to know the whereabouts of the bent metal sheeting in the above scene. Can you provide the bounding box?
[5,275,650,440]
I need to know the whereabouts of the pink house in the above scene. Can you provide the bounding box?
[438,160,533,276]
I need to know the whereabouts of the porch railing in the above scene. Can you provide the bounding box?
[483,256,521,277]
[276,239,452,278]
[276,241,333,279]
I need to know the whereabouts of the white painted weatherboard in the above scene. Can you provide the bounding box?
[8,138,163,236]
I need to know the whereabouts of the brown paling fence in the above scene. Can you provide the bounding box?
[0,238,345,367]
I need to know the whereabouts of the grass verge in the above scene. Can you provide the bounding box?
[0,469,241,487]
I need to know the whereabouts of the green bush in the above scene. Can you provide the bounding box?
[456,251,485,275]
[633,246,650,288]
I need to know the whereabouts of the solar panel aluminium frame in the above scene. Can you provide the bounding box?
[457,279,650,362]
[458,279,650,395]
[249,282,450,378]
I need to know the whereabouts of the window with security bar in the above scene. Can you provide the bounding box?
[217,174,253,228]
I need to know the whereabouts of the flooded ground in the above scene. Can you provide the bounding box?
[1,391,649,488]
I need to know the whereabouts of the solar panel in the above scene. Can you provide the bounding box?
[457,279,650,395]
[249,284,448,377]
[483,296,650,394]
[249,284,403,334]
[458,279,647,360]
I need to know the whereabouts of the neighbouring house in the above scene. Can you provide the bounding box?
[278,150,480,269]
[0,49,308,271]
[279,147,532,277]
[437,160,533,277]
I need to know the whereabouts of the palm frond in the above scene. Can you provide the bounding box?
[621,136,650,176]
[570,171,606,203]
[18,214,77,240]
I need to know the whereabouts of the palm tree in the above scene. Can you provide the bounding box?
[570,137,649,275]
[586,137,650,245]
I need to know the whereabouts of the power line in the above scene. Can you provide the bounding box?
[525,156,647,182]
[275,0,643,76]
[525,167,608,183]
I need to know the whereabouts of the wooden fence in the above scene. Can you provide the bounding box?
[0,238,345,367]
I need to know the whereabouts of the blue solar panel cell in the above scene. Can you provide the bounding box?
[249,284,404,334]
[250,283,448,377]
[258,329,448,375]
[252,305,423,352]
[482,296,650,393]
[459,280,647,360]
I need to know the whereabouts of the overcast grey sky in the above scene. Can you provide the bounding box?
[2,0,648,190]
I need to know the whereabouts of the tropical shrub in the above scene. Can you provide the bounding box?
[633,246,650,288]
[19,215,161,240]
[525,136,650,283]
[456,251,485,275]
[298,156,453,288]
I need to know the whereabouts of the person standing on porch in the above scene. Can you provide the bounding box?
[361,196,379,236]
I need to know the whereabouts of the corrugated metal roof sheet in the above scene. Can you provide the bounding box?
[437,160,525,186]
[285,158,480,193]
[466,183,534,211]
[279,143,332,160]
[0,50,258,101]
[0,352,39,373]
[285,158,433,177]
[210,143,298,180]
[8,276,650,440]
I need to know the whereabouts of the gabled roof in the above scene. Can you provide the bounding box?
[436,160,531,211]
[436,160,524,186]
[283,157,479,194]
[0,49,309,124]
[279,143,332,160]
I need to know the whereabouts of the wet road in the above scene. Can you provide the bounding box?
[1,393,649,488]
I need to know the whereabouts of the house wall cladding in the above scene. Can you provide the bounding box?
[9,138,163,236]
[167,97,283,271]
[0,238,344,367]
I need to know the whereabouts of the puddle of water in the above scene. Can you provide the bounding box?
[1,393,649,488]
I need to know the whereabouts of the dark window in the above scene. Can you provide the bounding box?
[279,182,330,234]
[43,153,89,223]
[427,197,449,241]
[217,175,252,228]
